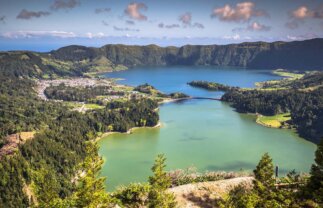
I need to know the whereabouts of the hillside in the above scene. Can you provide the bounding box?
[1,39,322,80]
[50,38,323,70]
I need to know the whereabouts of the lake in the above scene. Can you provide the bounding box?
[99,66,316,191]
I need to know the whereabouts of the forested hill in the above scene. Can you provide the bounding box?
[50,38,323,70]
[1,39,322,79]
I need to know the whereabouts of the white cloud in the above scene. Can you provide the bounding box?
[113,26,140,32]
[158,23,180,29]
[292,6,310,19]
[233,22,271,32]
[211,2,268,22]
[286,5,323,30]
[287,33,318,41]
[223,34,241,40]
[124,2,148,21]
[247,22,271,31]
[1,30,76,38]
[178,12,205,29]
[85,32,105,39]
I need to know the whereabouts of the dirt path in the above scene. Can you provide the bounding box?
[0,132,35,159]
[168,177,254,208]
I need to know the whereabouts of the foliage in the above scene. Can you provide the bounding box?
[44,83,124,102]
[0,75,66,147]
[0,66,160,207]
[1,42,323,207]
[0,153,30,208]
[92,98,159,132]
[260,72,323,90]
[31,167,61,204]
[225,153,298,208]
[148,154,177,208]
[222,74,323,143]
[307,140,323,205]
[52,39,323,70]
[224,184,258,208]
[134,83,166,97]
[253,153,275,190]
[188,80,236,91]
[71,143,117,208]
[168,92,189,99]
[114,183,150,207]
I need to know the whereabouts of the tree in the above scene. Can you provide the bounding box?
[72,143,116,208]
[308,140,323,204]
[253,153,275,191]
[32,167,60,204]
[148,154,177,208]
[225,184,258,208]
[225,153,295,208]
[253,153,287,208]
[114,183,151,207]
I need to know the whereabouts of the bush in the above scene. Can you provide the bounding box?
[114,183,150,207]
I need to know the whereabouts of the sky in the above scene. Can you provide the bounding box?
[0,0,323,51]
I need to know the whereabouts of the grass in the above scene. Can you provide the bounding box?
[84,103,105,109]
[64,102,83,108]
[257,113,291,128]
[273,69,304,80]
[254,69,306,91]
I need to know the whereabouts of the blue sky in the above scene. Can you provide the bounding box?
[0,0,322,51]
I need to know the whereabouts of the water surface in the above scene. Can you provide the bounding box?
[105,66,280,97]
[99,66,316,190]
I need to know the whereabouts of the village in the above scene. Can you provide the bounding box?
[35,77,167,112]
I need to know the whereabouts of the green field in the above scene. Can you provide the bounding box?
[257,113,291,128]
[84,103,105,109]
[273,69,304,80]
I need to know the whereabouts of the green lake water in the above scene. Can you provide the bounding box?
[99,66,317,191]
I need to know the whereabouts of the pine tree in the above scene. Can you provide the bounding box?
[253,153,284,208]
[225,184,258,208]
[72,143,116,208]
[253,153,275,191]
[308,140,323,204]
[148,154,177,208]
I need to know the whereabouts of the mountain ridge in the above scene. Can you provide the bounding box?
[1,38,323,79]
[49,38,323,70]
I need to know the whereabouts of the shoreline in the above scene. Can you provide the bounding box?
[95,121,162,142]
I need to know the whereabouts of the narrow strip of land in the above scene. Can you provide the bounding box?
[191,97,221,101]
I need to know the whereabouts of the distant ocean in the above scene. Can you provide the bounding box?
[0,37,257,52]
[0,43,62,52]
